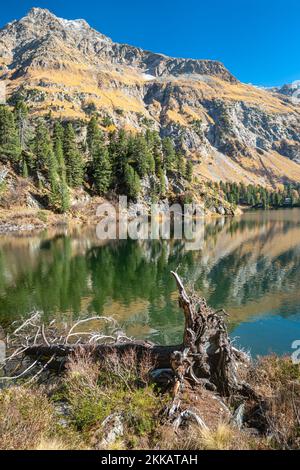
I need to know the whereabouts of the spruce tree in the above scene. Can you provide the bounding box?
[87,115,102,155]
[48,147,59,193]
[58,177,70,213]
[186,159,193,182]
[131,134,155,178]
[92,142,112,195]
[176,152,186,174]
[109,129,129,189]
[63,123,84,188]
[53,122,66,175]
[14,100,29,150]
[158,168,166,197]
[33,119,53,173]
[0,105,21,162]
[162,137,176,171]
[22,159,28,178]
[145,130,163,175]
[124,164,141,200]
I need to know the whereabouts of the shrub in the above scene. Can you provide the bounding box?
[247,356,300,449]
[62,350,164,447]
[0,386,54,450]
[118,386,160,437]
[37,210,48,223]
[62,351,110,430]
[97,350,154,390]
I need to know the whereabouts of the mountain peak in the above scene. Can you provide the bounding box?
[26,7,90,28]
[1,7,300,189]
[0,8,235,82]
[27,7,54,19]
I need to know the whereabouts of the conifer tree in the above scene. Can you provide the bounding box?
[162,137,176,171]
[33,119,53,172]
[145,130,163,175]
[158,168,166,197]
[176,153,186,174]
[22,159,28,178]
[131,134,155,178]
[109,129,129,189]
[124,164,141,201]
[87,115,102,155]
[0,105,21,162]
[63,123,84,188]
[58,177,70,213]
[14,100,29,150]
[186,159,193,182]
[92,142,112,195]
[53,122,66,175]
[61,181,70,213]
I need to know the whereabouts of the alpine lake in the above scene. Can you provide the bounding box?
[1,208,300,357]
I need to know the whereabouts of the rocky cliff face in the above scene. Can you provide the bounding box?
[1,7,300,187]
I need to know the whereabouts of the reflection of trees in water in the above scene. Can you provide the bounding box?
[203,247,300,310]
[86,239,195,310]
[1,211,300,337]
[187,217,300,313]
[0,237,90,326]
[0,236,192,326]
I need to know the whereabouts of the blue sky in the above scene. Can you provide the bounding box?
[1,0,299,87]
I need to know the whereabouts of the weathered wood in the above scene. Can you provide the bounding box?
[25,343,181,369]
[24,271,245,395]
[169,271,241,395]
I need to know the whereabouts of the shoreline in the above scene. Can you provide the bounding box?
[3,203,299,237]
[0,203,242,237]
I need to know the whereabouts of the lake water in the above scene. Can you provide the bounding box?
[1,209,300,357]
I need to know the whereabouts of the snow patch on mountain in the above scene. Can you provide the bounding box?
[58,18,89,31]
[142,73,156,81]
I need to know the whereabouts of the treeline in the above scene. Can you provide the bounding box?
[0,102,193,212]
[208,181,300,209]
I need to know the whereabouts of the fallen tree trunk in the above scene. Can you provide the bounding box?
[25,343,180,369]
[24,272,245,395]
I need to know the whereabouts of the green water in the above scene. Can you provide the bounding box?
[1,209,300,356]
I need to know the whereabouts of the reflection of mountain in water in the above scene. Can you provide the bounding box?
[1,209,300,345]
[193,211,300,324]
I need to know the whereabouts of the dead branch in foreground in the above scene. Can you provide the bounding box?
[2,272,249,396]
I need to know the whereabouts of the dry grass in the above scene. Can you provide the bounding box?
[0,386,55,450]
[248,355,300,397]
[1,351,300,450]
[166,109,188,126]
[35,438,70,451]
[159,423,258,450]
[200,424,236,450]
[246,356,300,449]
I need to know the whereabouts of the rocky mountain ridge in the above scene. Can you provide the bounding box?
[0,8,235,81]
[268,80,300,99]
[1,7,300,188]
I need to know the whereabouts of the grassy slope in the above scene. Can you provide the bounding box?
[4,59,300,188]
